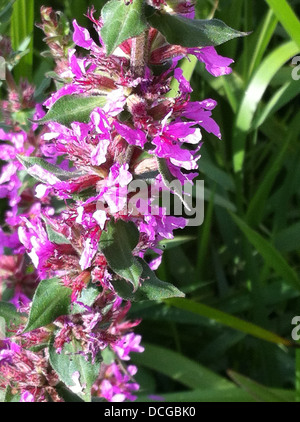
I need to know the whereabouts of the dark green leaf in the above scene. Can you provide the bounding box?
[132,343,233,390]
[0,302,24,336]
[166,297,293,347]
[71,283,100,314]
[99,219,142,291]
[112,258,184,301]
[55,383,84,403]
[17,155,81,183]
[230,213,300,292]
[24,278,71,333]
[33,95,106,127]
[3,385,20,403]
[45,223,71,245]
[49,338,100,402]
[101,0,147,56]
[146,7,248,48]
[0,0,15,34]
[10,0,34,81]
[228,370,289,402]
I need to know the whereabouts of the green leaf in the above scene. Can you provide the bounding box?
[112,258,184,301]
[0,302,24,335]
[146,7,247,48]
[165,297,293,347]
[132,343,234,390]
[230,213,300,292]
[17,155,81,183]
[233,40,299,172]
[3,385,20,403]
[99,219,142,291]
[33,95,106,127]
[245,131,290,226]
[101,0,147,56]
[247,9,278,79]
[136,388,256,402]
[274,222,300,253]
[228,370,289,402]
[55,383,84,403]
[71,283,100,314]
[45,223,71,245]
[265,0,300,49]
[49,338,100,402]
[0,0,15,34]
[10,0,34,81]
[24,278,71,333]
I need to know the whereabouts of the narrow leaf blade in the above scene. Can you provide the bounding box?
[146,7,247,48]
[101,0,147,55]
[34,95,106,127]
[112,258,184,301]
[24,278,71,333]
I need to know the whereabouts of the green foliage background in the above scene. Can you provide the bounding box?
[2,0,300,402]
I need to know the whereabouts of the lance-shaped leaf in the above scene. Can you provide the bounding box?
[71,283,100,314]
[0,302,25,336]
[101,0,147,55]
[17,155,82,183]
[49,338,100,402]
[3,386,20,403]
[55,383,84,403]
[45,223,71,245]
[32,95,106,127]
[23,278,71,333]
[146,6,248,48]
[112,258,185,301]
[99,219,142,291]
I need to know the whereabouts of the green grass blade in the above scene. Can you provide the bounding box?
[274,222,300,253]
[137,387,256,402]
[245,133,290,226]
[165,297,293,346]
[253,81,300,129]
[248,9,278,79]
[230,213,300,291]
[196,188,215,279]
[10,0,34,81]
[228,370,290,402]
[233,41,299,172]
[132,343,234,390]
[265,0,300,49]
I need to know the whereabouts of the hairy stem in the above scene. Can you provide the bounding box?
[130,30,149,78]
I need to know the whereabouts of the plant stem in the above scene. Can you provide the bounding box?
[120,30,149,166]
[130,31,148,78]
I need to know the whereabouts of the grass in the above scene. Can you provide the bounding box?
[2,0,300,402]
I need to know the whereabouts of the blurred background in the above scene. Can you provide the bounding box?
[1,0,300,402]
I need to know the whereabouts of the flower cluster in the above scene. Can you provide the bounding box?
[0,1,234,402]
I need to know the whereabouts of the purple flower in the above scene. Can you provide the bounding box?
[98,363,140,402]
[0,349,15,366]
[188,46,234,77]
[182,99,221,139]
[113,333,144,361]
[149,112,201,170]
[174,68,192,93]
[20,391,35,402]
[114,122,147,148]
[18,216,55,276]
[72,20,100,52]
